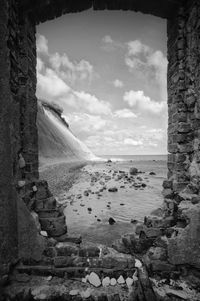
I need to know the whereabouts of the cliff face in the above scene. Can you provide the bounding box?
[37,100,96,165]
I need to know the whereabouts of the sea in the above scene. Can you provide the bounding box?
[59,154,168,245]
[99,154,167,162]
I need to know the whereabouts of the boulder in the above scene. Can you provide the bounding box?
[109,217,116,225]
[108,187,118,192]
[130,168,138,175]
[149,172,156,175]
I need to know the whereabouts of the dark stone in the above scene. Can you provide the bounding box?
[109,217,116,225]
[130,167,138,175]
[108,187,118,192]
[149,172,156,175]
[191,196,200,204]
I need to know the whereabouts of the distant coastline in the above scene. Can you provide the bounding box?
[98,154,167,162]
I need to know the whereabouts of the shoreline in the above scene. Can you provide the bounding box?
[39,159,86,196]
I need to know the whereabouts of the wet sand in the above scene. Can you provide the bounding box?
[40,159,167,246]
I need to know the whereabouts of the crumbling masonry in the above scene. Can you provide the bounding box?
[1,0,200,292]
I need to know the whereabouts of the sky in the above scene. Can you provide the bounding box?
[36,9,168,156]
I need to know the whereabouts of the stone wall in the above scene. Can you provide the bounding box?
[0,0,39,284]
[0,0,19,284]
[165,0,200,196]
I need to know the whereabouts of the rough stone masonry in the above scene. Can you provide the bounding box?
[1,0,200,296]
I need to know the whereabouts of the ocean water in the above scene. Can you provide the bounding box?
[99,154,167,162]
[59,156,167,246]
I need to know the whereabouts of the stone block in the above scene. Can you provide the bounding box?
[18,197,46,262]
[151,260,174,272]
[39,215,67,237]
[54,256,74,268]
[55,242,79,256]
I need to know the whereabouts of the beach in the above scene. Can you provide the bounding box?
[40,156,167,246]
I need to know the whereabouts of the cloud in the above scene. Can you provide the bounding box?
[102,35,114,44]
[66,113,107,134]
[124,138,143,146]
[125,40,167,101]
[127,40,149,56]
[113,79,124,88]
[73,91,111,115]
[37,57,111,116]
[114,109,137,119]
[37,67,71,99]
[101,35,123,51]
[37,34,49,54]
[123,90,166,114]
[36,34,95,86]
[49,52,94,85]
[37,57,44,73]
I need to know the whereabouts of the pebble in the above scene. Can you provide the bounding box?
[82,277,87,283]
[32,185,37,192]
[126,277,134,287]
[18,180,26,188]
[102,277,110,287]
[110,278,117,286]
[88,272,101,287]
[19,154,26,168]
[69,290,79,296]
[117,275,125,284]
[135,259,142,268]
[80,289,91,299]
[40,231,48,237]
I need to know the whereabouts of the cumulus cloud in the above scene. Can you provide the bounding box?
[102,35,114,44]
[37,57,44,73]
[37,34,49,54]
[37,67,71,99]
[50,52,94,85]
[125,40,167,101]
[37,61,111,116]
[123,90,166,114]
[36,34,95,86]
[101,35,123,51]
[113,79,124,88]
[36,35,111,116]
[127,40,149,56]
[66,113,107,134]
[114,109,137,119]
[72,91,111,115]
[124,138,143,146]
